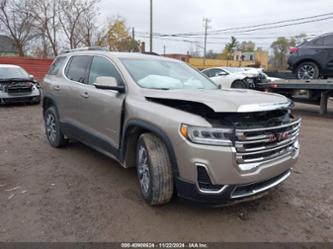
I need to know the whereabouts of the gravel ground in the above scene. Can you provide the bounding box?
[0,102,332,242]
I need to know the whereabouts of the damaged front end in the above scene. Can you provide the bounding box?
[147,96,301,174]
[0,79,41,104]
[146,97,294,129]
[0,81,34,94]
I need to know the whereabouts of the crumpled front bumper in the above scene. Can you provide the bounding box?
[176,169,291,207]
[0,86,41,104]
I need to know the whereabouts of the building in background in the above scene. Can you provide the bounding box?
[234,51,254,61]
[0,35,18,56]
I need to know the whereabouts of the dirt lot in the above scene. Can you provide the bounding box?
[0,102,332,242]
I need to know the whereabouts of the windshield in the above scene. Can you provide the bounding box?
[0,67,29,79]
[120,58,217,90]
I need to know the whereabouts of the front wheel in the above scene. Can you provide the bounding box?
[44,107,68,148]
[136,133,174,206]
[295,62,320,79]
[231,80,247,89]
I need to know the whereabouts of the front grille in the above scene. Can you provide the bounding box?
[234,118,301,167]
[7,87,32,94]
[4,82,33,94]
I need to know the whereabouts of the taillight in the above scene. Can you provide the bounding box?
[290,47,298,54]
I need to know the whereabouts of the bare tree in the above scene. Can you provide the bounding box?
[78,4,98,47]
[59,0,99,49]
[0,0,36,56]
[28,0,61,56]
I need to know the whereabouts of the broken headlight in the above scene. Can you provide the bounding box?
[180,124,233,146]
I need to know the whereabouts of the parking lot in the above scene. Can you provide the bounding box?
[0,102,332,242]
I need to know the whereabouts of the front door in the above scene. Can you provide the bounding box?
[78,55,126,152]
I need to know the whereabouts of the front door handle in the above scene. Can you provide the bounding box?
[80,92,89,99]
[53,85,61,91]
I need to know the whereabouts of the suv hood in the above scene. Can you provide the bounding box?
[144,88,291,113]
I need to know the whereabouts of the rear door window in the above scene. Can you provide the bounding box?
[65,55,92,84]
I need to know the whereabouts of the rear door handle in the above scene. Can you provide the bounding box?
[53,85,61,91]
[80,92,89,99]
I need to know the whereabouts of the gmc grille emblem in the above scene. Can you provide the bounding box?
[268,132,289,142]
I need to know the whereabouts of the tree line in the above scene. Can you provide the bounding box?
[0,0,140,57]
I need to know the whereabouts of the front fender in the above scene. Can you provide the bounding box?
[119,119,180,176]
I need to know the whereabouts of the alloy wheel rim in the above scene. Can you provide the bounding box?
[46,114,57,143]
[298,65,315,79]
[137,145,150,197]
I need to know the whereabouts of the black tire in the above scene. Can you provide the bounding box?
[136,133,174,206]
[231,80,247,89]
[295,62,320,80]
[44,106,68,148]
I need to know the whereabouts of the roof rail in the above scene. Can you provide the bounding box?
[61,46,108,54]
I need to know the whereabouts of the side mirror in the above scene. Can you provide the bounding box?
[94,76,125,93]
[29,74,34,79]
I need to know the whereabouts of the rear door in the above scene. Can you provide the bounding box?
[62,55,93,128]
[78,55,126,152]
[44,56,68,119]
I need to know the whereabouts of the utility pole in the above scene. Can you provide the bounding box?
[163,45,166,56]
[132,27,135,40]
[131,27,135,52]
[149,0,153,53]
[203,18,211,68]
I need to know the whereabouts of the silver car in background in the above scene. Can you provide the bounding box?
[0,64,41,105]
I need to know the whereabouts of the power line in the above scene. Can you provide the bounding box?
[136,33,318,45]
[211,16,333,34]
[137,12,333,37]
[210,12,333,34]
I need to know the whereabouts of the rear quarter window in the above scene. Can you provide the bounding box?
[48,57,66,75]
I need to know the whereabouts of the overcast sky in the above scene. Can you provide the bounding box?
[99,0,333,54]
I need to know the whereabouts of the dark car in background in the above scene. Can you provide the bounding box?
[0,64,41,104]
[288,33,333,80]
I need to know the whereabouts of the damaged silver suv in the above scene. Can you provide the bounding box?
[43,48,301,206]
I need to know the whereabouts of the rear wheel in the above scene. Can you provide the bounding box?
[295,62,320,79]
[231,80,247,89]
[44,107,68,148]
[136,133,174,206]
